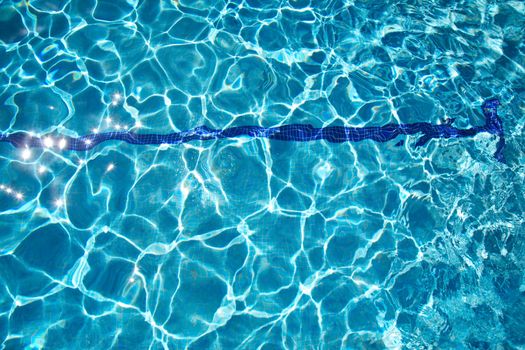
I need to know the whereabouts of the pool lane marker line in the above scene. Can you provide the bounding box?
[0,99,505,162]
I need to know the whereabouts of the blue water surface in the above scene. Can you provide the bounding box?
[0,0,524,349]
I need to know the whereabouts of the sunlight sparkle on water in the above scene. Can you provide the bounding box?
[21,148,31,160]
[43,137,53,148]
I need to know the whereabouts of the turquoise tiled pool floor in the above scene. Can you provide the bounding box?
[0,1,524,349]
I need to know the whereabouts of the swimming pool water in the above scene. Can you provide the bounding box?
[0,1,524,349]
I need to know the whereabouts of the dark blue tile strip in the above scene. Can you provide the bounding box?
[0,99,505,162]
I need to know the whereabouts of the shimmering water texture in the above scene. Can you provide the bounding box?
[0,99,506,162]
[1,1,525,350]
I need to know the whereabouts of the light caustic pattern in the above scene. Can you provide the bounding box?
[0,1,524,350]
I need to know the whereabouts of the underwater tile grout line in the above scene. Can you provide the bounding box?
[0,99,505,162]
